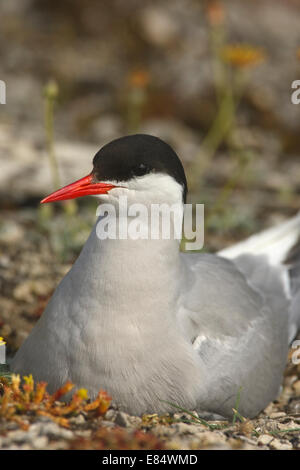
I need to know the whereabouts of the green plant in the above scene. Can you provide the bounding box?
[126,69,150,132]
[44,80,61,191]
[38,80,97,261]
[188,1,266,236]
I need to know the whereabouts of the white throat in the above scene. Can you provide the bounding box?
[71,213,183,322]
[71,171,186,322]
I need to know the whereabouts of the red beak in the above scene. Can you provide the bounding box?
[40,174,116,204]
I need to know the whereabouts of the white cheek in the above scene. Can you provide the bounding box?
[95,173,183,205]
[130,173,184,204]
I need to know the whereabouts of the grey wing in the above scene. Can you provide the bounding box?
[178,253,289,418]
[219,211,300,342]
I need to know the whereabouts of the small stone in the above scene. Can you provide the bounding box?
[287,399,300,414]
[105,409,117,421]
[269,438,293,450]
[257,434,273,446]
[5,422,19,431]
[171,422,198,435]
[0,255,10,267]
[269,412,286,419]
[0,221,24,245]
[69,414,85,425]
[292,380,300,396]
[285,375,298,387]
[164,439,181,450]
[114,411,131,428]
[37,421,74,440]
[277,420,299,431]
[35,416,54,424]
[129,416,142,427]
[100,420,116,428]
[197,431,227,448]
[138,6,179,47]
[263,403,276,416]
[7,430,30,444]
[32,436,48,449]
[9,444,33,450]
[13,281,34,302]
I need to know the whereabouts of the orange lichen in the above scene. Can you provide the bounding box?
[0,373,166,449]
[0,374,111,429]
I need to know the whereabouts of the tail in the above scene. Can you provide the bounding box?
[218,212,300,342]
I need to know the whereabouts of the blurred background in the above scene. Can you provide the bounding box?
[0,0,300,352]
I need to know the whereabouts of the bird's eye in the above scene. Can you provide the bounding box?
[133,163,150,177]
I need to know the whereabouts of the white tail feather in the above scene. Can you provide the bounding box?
[218,212,300,266]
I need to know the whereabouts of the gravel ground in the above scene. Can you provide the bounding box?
[1,401,300,450]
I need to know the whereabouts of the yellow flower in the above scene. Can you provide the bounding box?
[0,336,6,346]
[23,374,34,386]
[221,44,266,68]
[77,388,89,400]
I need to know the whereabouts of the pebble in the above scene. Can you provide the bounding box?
[269,439,293,450]
[105,409,117,421]
[148,423,167,436]
[6,430,32,444]
[0,419,80,450]
[257,434,273,446]
[292,380,300,396]
[0,221,24,245]
[69,414,86,425]
[171,422,200,435]
[138,6,179,47]
[287,399,300,414]
[0,255,10,268]
[114,411,131,428]
[13,280,52,302]
[100,420,116,428]
[32,436,49,450]
[269,412,286,419]
[29,421,74,440]
[196,431,227,447]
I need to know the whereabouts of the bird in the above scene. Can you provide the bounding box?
[11,134,300,419]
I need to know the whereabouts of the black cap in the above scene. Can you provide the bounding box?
[92,134,187,202]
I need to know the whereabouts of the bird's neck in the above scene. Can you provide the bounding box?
[70,214,183,322]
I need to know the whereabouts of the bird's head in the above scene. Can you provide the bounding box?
[41,134,187,207]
